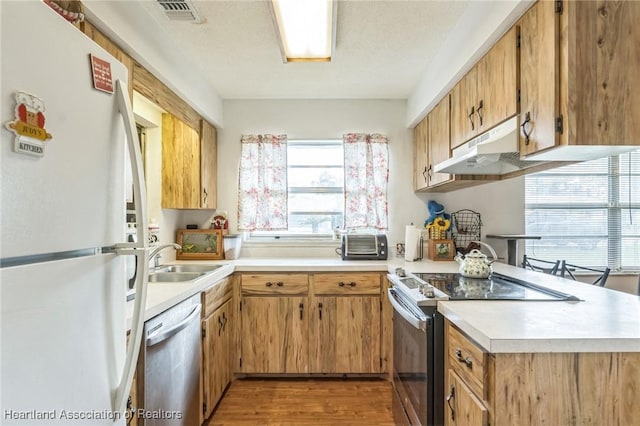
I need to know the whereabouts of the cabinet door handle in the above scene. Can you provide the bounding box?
[422,166,428,182]
[203,187,208,206]
[266,281,273,287]
[338,281,345,287]
[318,302,323,320]
[476,100,484,126]
[427,165,432,180]
[455,348,473,368]
[299,303,304,320]
[468,105,475,130]
[218,315,223,336]
[276,281,284,287]
[349,282,356,287]
[521,111,532,145]
[446,385,456,421]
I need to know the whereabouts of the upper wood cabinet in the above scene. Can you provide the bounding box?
[162,113,200,209]
[450,27,519,150]
[427,96,452,187]
[162,115,218,209]
[413,97,450,191]
[200,120,218,209]
[519,0,640,159]
[413,117,429,191]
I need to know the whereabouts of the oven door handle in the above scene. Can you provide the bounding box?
[387,288,427,331]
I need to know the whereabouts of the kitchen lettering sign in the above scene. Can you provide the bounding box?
[90,54,114,94]
[4,91,52,157]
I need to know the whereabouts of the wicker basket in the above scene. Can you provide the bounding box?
[428,228,447,240]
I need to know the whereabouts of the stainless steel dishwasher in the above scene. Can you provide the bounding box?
[137,294,201,426]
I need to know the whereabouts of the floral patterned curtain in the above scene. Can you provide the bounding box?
[343,133,389,230]
[237,134,288,231]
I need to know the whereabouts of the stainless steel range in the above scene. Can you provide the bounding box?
[387,270,579,426]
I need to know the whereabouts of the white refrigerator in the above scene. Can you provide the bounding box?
[1,2,150,424]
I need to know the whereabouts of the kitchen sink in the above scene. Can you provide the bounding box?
[148,272,204,282]
[154,264,223,274]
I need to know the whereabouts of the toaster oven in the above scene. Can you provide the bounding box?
[341,234,388,260]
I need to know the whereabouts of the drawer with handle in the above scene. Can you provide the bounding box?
[312,273,381,295]
[241,273,308,295]
[447,323,487,398]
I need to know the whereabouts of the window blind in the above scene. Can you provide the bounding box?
[525,150,640,271]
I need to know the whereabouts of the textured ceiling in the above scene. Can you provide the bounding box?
[137,0,470,99]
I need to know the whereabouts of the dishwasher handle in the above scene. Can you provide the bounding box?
[146,304,202,347]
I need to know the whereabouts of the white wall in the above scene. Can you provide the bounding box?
[180,99,427,258]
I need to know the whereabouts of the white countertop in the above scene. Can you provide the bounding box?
[127,257,640,354]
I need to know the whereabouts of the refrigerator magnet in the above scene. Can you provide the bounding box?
[4,91,52,157]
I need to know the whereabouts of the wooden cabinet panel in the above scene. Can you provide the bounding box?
[565,0,640,149]
[476,27,519,134]
[202,276,232,317]
[240,296,308,373]
[450,67,478,149]
[241,273,309,296]
[428,95,451,187]
[413,117,429,191]
[202,299,232,419]
[162,113,200,209]
[312,273,380,295]
[445,370,488,426]
[200,119,217,209]
[518,0,559,156]
[447,323,487,398]
[309,296,381,373]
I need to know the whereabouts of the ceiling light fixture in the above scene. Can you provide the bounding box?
[269,0,337,63]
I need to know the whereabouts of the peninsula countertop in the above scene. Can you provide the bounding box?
[126,257,640,354]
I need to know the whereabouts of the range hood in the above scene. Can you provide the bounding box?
[434,116,542,175]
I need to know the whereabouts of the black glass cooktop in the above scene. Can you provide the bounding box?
[414,273,580,301]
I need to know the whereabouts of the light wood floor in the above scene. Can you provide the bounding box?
[205,378,395,426]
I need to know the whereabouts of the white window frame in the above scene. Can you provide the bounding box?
[248,139,344,242]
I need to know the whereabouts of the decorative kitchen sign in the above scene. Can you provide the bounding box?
[4,91,53,157]
[90,54,114,94]
[176,229,224,260]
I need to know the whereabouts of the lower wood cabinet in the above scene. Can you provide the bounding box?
[445,369,487,426]
[201,277,233,420]
[240,296,309,373]
[309,273,382,373]
[239,273,309,374]
[445,319,640,425]
[238,272,385,375]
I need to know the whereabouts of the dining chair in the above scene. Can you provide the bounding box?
[522,254,561,275]
[558,260,611,287]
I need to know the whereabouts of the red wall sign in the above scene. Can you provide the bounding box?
[90,54,114,94]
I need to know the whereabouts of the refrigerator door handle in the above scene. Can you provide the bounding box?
[113,79,150,415]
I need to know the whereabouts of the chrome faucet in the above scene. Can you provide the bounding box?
[149,243,182,268]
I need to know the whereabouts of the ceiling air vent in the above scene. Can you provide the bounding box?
[156,0,203,23]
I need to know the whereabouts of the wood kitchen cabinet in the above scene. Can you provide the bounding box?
[444,322,488,426]
[309,273,382,373]
[239,274,309,374]
[237,272,387,375]
[450,27,519,150]
[200,119,217,209]
[444,320,640,425]
[413,116,429,191]
[518,0,640,160]
[413,96,451,191]
[201,277,233,420]
[427,96,452,187]
[162,114,218,209]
